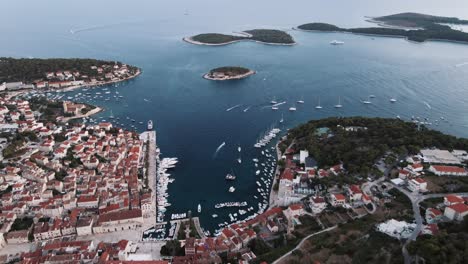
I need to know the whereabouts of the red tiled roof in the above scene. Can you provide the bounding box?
[432,165,466,173]
[414,178,426,184]
[445,195,464,204]
[447,203,468,213]
[333,193,346,200]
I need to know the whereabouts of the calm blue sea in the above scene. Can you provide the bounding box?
[2,0,468,232]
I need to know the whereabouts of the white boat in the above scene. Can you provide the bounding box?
[255,170,261,175]
[334,96,343,108]
[289,105,297,111]
[253,158,259,163]
[369,95,376,98]
[228,186,235,193]
[212,214,218,218]
[238,146,241,152]
[280,114,284,123]
[237,158,242,164]
[315,97,323,109]
[297,96,304,104]
[362,96,372,104]
[330,40,344,45]
[271,106,279,110]
[198,204,201,213]
[390,98,397,103]
[270,97,277,104]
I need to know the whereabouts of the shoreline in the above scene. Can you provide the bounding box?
[5,69,141,97]
[61,106,103,123]
[202,70,256,81]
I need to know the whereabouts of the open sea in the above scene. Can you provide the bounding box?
[3,0,468,233]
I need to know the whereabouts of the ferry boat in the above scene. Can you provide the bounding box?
[147,120,153,130]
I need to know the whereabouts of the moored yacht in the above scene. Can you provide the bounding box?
[390,98,397,103]
[228,186,235,192]
[334,96,343,108]
[147,120,153,130]
[330,40,344,45]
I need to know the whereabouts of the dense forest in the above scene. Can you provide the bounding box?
[191,33,245,44]
[190,29,295,45]
[208,66,251,77]
[284,117,468,174]
[298,12,468,43]
[0,57,138,83]
[375,12,468,28]
[407,216,468,263]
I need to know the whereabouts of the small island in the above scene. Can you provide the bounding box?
[0,57,140,92]
[297,12,468,44]
[203,66,255,81]
[184,29,296,46]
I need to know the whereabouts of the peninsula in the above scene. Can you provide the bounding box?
[203,66,255,81]
[297,12,468,43]
[184,29,296,46]
[0,57,140,92]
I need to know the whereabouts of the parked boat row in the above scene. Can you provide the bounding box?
[254,128,281,148]
[156,157,178,222]
[171,213,186,220]
[215,201,248,209]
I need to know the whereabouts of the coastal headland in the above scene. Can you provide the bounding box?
[184,29,296,46]
[296,12,468,44]
[203,66,255,81]
[0,57,141,94]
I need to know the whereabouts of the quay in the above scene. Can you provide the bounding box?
[170,217,206,240]
[140,130,158,233]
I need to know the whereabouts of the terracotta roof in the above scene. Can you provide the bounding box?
[447,203,468,213]
[432,165,466,173]
[445,195,464,204]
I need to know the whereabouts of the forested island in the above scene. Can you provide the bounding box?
[281,117,468,174]
[0,57,140,91]
[297,12,468,43]
[203,66,255,81]
[184,29,295,46]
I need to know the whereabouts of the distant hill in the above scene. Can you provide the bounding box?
[297,12,468,43]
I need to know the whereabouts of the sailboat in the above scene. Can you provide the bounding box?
[334,96,343,108]
[297,96,304,104]
[362,96,372,104]
[315,97,323,109]
[270,96,277,104]
[280,114,284,123]
[289,104,297,111]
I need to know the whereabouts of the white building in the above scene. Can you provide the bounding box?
[444,203,468,221]
[407,178,427,192]
[299,150,309,164]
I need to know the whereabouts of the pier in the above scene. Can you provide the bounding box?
[140,130,158,232]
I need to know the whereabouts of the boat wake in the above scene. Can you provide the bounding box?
[455,62,468,67]
[69,20,142,34]
[213,142,226,158]
[243,106,251,112]
[423,101,432,110]
[226,104,241,112]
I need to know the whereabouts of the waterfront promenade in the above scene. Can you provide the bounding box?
[140,130,158,233]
